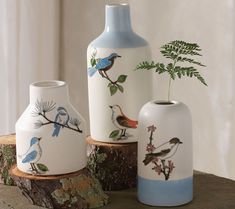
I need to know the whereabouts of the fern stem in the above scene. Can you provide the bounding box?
[167,55,178,102]
[168,77,172,102]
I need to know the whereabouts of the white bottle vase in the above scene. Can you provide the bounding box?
[15,80,87,175]
[138,101,193,206]
[87,4,152,143]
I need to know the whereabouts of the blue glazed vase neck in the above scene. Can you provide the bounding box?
[104,4,133,33]
[89,4,148,48]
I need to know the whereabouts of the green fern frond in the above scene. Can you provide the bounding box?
[165,40,201,52]
[161,40,202,57]
[174,66,207,86]
[136,61,167,74]
[136,61,158,70]
[176,56,206,66]
[160,50,178,60]
[155,63,167,73]
[135,40,207,100]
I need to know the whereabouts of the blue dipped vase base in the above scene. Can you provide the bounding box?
[138,176,193,207]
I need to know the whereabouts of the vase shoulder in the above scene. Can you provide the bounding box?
[140,100,191,113]
[89,31,148,49]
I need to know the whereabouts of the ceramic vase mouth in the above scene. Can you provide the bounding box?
[30,80,66,89]
[152,100,180,105]
[106,3,129,7]
[29,80,68,105]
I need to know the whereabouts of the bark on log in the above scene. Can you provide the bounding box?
[10,165,109,209]
[0,134,16,186]
[87,137,137,191]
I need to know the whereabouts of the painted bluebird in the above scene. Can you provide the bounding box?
[88,53,121,77]
[110,105,138,137]
[18,137,42,172]
[52,107,69,137]
[143,138,183,165]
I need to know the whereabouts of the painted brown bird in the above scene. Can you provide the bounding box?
[109,105,138,137]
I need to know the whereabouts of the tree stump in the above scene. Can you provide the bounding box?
[0,134,16,186]
[87,137,137,191]
[10,165,109,209]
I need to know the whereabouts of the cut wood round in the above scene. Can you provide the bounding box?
[10,165,109,209]
[87,137,137,191]
[0,134,16,186]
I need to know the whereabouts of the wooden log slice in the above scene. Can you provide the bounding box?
[0,134,16,186]
[87,137,137,191]
[10,165,109,209]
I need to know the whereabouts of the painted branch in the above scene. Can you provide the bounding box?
[10,165,109,209]
[87,137,137,191]
[0,134,16,186]
[39,113,83,133]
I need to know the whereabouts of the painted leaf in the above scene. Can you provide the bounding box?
[109,130,120,138]
[117,75,127,83]
[117,84,124,93]
[91,58,96,67]
[110,85,118,96]
[36,163,49,172]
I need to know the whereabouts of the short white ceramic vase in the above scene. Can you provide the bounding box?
[138,101,193,206]
[87,4,152,143]
[16,80,87,175]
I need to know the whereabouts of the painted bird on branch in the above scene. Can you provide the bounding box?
[88,53,121,77]
[110,105,138,137]
[18,137,42,172]
[52,107,69,137]
[143,137,183,165]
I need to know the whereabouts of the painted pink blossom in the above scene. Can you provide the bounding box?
[168,160,175,173]
[153,164,162,175]
[147,125,157,132]
[146,143,156,153]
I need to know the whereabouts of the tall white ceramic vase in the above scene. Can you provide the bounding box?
[87,4,152,143]
[138,101,193,206]
[16,80,87,175]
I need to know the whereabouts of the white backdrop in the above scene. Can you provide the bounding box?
[61,0,235,180]
[0,0,59,134]
[0,0,234,180]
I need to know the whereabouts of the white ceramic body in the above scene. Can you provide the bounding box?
[16,81,87,175]
[87,4,152,143]
[138,101,193,206]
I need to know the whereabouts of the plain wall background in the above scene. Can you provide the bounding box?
[61,0,235,180]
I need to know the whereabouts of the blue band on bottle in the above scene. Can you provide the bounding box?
[138,175,193,206]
